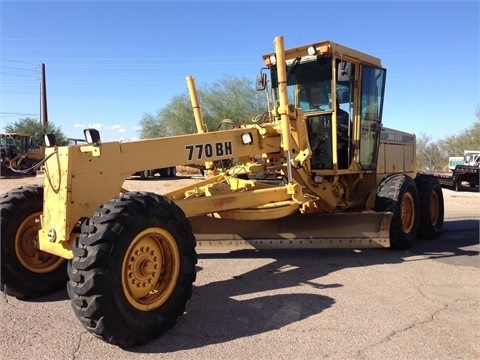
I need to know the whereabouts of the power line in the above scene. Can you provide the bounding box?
[1,59,39,66]
[0,65,38,72]
[0,112,39,117]
[0,71,38,78]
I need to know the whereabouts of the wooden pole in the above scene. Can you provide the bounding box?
[41,63,48,126]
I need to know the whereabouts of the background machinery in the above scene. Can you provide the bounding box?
[0,36,444,347]
[132,166,177,179]
[0,132,43,176]
[421,150,479,190]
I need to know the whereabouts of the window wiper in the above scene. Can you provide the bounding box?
[287,57,301,76]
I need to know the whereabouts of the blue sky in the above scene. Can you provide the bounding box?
[1,0,478,142]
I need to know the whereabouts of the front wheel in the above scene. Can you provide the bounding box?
[67,192,197,348]
[1,186,67,299]
[375,174,419,250]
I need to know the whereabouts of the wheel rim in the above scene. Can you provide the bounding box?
[15,211,65,273]
[122,227,180,311]
[429,191,439,226]
[401,192,415,233]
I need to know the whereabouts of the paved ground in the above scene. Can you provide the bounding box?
[1,175,479,359]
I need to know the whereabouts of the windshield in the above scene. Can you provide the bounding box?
[270,57,333,112]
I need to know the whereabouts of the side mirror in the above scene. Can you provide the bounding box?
[84,128,101,144]
[44,133,57,147]
[256,72,267,91]
[338,61,352,82]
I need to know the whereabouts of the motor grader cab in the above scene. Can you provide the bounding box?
[0,36,444,348]
[256,40,388,189]
[0,132,43,176]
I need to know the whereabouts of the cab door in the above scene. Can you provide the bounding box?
[358,66,386,169]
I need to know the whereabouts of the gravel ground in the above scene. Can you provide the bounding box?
[1,173,478,359]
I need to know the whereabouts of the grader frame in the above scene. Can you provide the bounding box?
[37,37,407,258]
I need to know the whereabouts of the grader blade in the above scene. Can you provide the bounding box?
[190,212,393,250]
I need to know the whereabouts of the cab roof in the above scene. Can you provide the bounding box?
[262,39,381,68]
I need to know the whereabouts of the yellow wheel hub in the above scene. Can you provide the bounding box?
[401,192,415,233]
[122,228,180,311]
[15,212,65,273]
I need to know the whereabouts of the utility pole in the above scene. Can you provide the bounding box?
[40,63,48,126]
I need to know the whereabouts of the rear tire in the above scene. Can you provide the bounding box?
[159,167,176,178]
[67,192,197,348]
[415,175,444,239]
[375,174,419,250]
[139,170,150,180]
[1,186,67,299]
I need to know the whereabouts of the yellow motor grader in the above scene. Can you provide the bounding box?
[0,36,444,347]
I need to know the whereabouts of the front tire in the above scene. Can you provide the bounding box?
[375,174,419,250]
[1,186,67,299]
[67,192,197,348]
[415,175,444,239]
